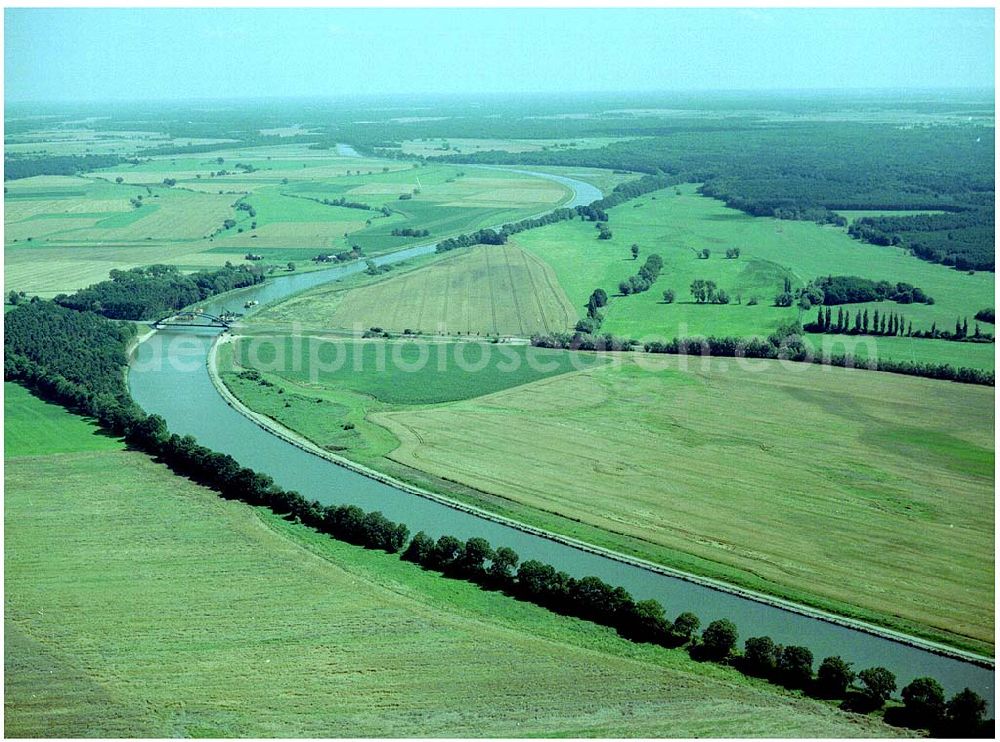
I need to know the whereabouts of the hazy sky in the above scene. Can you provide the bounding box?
[4,7,995,102]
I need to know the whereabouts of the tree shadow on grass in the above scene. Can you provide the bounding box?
[839,690,884,715]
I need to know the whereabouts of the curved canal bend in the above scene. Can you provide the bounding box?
[128,168,994,707]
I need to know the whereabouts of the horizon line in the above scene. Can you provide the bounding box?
[4,86,997,108]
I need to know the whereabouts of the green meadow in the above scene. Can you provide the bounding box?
[219,338,604,467]
[4,382,898,738]
[513,184,994,369]
[227,337,605,404]
[3,383,122,456]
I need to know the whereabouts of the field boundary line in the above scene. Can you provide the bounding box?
[500,246,527,337]
[483,249,500,335]
[202,331,994,670]
[523,248,549,333]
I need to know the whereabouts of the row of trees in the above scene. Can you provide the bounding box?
[528,323,994,386]
[531,323,995,386]
[739,636,988,734]
[399,527,989,736]
[318,196,372,211]
[912,319,994,343]
[618,254,663,295]
[806,306,912,337]
[391,227,431,237]
[54,263,267,321]
[530,332,637,352]
[805,307,994,344]
[642,331,995,385]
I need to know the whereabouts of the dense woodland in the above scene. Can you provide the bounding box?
[3,153,129,180]
[54,264,267,320]
[808,276,934,306]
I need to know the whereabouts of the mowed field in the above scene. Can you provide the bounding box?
[513,184,995,370]
[374,355,995,654]
[4,383,896,737]
[219,340,606,469]
[273,244,578,336]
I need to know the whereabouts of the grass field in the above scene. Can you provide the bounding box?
[512,184,995,369]
[3,383,123,456]
[228,338,605,404]
[219,339,605,463]
[4,383,897,737]
[5,146,576,296]
[265,243,578,336]
[372,355,994,654]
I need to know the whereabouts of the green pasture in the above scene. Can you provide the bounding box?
[219,338,604,469]
[228,338,605,405]
[512,184,994,369]
[4,382,122,456]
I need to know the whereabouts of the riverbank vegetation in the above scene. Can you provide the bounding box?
[54,263,266,320]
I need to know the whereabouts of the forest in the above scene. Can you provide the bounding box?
[53,264,267,320]
[3,153,129,180]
